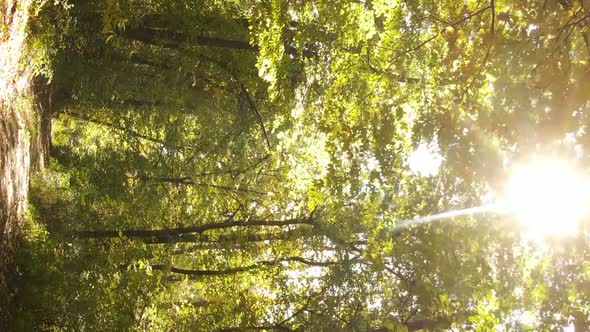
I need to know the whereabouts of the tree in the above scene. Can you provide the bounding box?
[14,0,590,331]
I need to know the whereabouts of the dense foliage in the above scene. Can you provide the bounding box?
[14,0,590,330]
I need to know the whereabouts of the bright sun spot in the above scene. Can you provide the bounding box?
[408,142,443,176]
[502,158,590,237]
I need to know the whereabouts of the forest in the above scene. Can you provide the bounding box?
[1,0,590,331]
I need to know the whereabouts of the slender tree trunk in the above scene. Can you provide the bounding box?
[61,110,167,146]
[125,256,336,280]
[168,229,310,249]
[137,175,266,194]
[124,27,256,51]
[216,326,292,332]
[30,76,53,170]
[74,217,316,240]
[152,263,257,276]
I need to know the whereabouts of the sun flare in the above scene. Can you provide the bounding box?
[503,158,590,237]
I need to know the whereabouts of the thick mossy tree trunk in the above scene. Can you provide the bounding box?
[0,0,42,329]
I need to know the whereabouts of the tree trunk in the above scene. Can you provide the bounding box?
[74,217,316,241]
[62,110,167,146]
[124,27,256,51]
[137,175,266,194]
[31,76,52,170]
[125,256,336,280]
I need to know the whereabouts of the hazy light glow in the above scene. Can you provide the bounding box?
[502,158,590,237]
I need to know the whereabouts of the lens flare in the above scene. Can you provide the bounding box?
[502,158,590,237]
